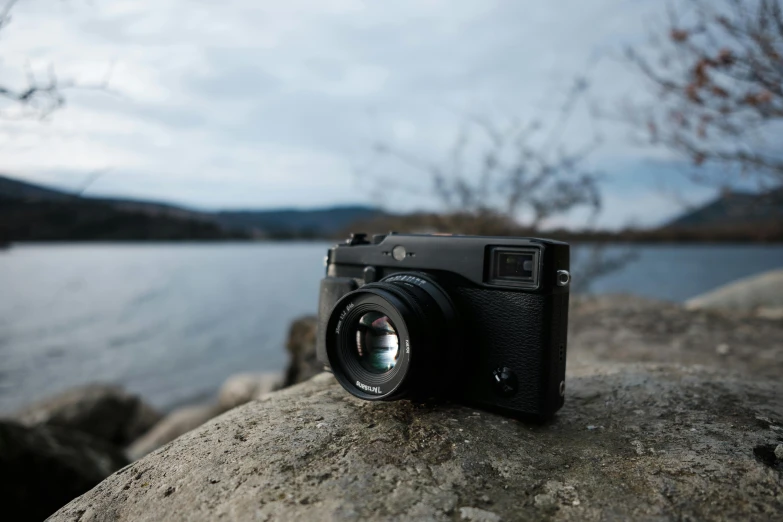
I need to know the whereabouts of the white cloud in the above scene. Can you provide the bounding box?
[0,0,702,223]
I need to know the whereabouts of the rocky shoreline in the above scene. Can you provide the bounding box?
[1,316,321,521]
[3,270,783,520]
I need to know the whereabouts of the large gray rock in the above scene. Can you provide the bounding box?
[685,268,783,317]
[125,403,222,462]
[11,384,162,447]
[0,420,128,522]
[283,315,322,387]
[568,294,783,378]
[51,365,783,522]
[48,296,783,520]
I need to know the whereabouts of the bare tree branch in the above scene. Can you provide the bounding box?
[366,78,603,235]
[0,0,115,119]
[623,0,783,187]
[0,0,18,30]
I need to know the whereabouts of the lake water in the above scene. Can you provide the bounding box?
[1,242,781,414]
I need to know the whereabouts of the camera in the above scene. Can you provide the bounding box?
[316,232,570,419]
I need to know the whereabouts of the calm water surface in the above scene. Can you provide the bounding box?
[1,242,781,413]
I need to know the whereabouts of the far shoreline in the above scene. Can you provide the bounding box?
[3,236,783,247]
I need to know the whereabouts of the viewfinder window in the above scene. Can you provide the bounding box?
[489,248,539,287]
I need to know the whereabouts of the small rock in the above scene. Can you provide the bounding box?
[632,440,644,455]
[775,444,783,460]
[459,506,501,522]
[534,493,556,509]
[538,480,580,508]
[218,372,282,411]
[716,344,730,355]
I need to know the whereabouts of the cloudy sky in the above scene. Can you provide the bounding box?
[0,0,715,228]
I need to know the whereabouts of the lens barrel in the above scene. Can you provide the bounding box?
[324,272,460,400]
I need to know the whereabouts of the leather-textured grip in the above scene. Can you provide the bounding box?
[452,286,556,416]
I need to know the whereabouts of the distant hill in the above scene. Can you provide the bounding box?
[0,175,77,201]
[3,173,779,243]
[0,174,384,241]
[0,174,246,241]
[1,199,248,241]
[217,206,384,238]
[666,188,783,228]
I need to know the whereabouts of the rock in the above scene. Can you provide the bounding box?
[757,307,783,320]
[125,403,222,461]
[459,506,502,521]
[283,315,322,387]
[0,420,128,522]
[52,365,783,521]
[568,294,783,378]
[217,372,282,411]
[127,373,282,460]
[11,384,162,447]
[685,268,783,315]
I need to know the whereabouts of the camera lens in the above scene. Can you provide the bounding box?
[324,272,460,400]
[354,312,399,374]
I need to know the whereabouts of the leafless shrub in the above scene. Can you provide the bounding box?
[357,78,635,292]
[570,246,638,294]
[367,78,603,233]
[624,0,783,189]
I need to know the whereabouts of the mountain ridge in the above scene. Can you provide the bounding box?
[1,174,781,242]
[665,187,783,228]
[0,174,383,240]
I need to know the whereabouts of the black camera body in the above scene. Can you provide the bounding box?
[316,233,570,419]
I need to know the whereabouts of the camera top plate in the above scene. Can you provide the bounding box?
[327,233,569,293]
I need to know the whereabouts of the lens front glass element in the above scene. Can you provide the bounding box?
[354,312,399,374]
